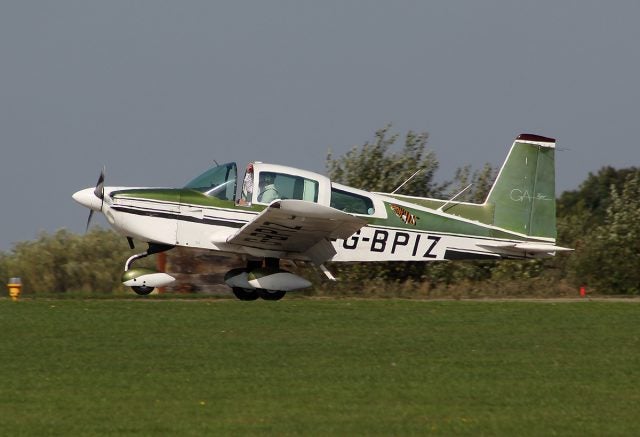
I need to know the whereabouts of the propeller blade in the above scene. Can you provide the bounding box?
[94,166,105,200]
[85,167,105,233]
[85,210,95,233]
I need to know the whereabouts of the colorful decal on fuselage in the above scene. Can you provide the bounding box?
[390,204,420,226]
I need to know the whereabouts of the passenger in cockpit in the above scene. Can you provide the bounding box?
[258,172,281,203]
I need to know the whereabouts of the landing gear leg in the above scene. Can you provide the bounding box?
[125,243,173,271]
[258,258,287,300]
[228,259,262,301]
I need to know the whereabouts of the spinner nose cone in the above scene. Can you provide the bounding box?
[72,188,101,211]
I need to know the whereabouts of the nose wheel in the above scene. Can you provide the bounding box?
[132,286,155,296]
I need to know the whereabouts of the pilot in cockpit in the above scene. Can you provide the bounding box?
[257,172,281,203]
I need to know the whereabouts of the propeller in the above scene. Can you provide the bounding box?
[86,167,105,232]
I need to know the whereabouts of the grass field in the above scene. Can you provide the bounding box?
[1,298,639,435]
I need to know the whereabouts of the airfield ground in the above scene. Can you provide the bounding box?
[1,297,639,435]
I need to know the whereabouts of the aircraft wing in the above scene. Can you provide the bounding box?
[227,199,367,264]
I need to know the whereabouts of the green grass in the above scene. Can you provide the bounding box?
[1,298,639,435]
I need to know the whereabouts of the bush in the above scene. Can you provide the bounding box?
[1,228,153,294]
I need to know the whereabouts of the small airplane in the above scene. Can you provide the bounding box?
[73,133,571,300]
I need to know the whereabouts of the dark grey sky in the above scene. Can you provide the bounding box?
[1,1,639,250]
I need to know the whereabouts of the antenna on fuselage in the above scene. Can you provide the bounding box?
[438,183,473,212]
[391,169,423,194]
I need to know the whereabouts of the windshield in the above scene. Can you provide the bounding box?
[184,162,237,200]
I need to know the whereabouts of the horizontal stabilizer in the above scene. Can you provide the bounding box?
[478,242,573,258]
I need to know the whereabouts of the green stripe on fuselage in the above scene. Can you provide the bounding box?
[111,189,266,212]
[371,201,535,241]
[111,189,182,203]
[383,194,495,225]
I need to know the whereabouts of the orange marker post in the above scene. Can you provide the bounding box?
[8,277,22,301]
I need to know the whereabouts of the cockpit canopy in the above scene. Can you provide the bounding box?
[184,161,325,206]
[183,162,237,200]
[183,161,382,217]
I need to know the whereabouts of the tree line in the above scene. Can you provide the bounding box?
[1,126,638,295]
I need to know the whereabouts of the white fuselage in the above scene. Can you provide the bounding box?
[92,189,547,263]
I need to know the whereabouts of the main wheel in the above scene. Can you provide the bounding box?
[132,286,154,295]
[232,287,260,301]
[259,289,287,301]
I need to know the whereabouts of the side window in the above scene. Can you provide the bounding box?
[257,172,319,203]
[330,188,374,215]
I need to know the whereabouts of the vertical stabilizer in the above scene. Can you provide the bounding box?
[485,134,557,240]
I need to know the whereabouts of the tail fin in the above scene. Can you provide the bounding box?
[485,134,557,240]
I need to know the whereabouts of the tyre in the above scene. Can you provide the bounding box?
[259,289,286,301]
[232,287,260,301]
[132,286,154,295]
